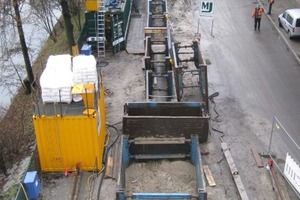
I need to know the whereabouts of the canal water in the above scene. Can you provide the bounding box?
[0,3,60,117]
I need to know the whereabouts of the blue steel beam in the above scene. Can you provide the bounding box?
[116,136,130,200]
[132,193,192,199]
[134,154,188,160]
[191,135,207,200]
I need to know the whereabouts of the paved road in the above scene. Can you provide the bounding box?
[207,0,300,142]
[202,0,300,198]
[257,0,300,146]
[260,0,300,63]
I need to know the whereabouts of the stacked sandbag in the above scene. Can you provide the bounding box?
[40,54,73,104]
[72,55,98,91]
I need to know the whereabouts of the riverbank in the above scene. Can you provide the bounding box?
[0,16,82,198]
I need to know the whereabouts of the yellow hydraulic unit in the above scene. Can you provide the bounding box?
[33,81,107,172]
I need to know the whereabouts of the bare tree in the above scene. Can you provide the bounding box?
[0,0,36,177]
[0,0,35,94]
[13,0,34,92]
[60,0,76,55]
[30,0,61,43]
[0,143,7,177]
[0,1,34,119]
[68,0,84,31]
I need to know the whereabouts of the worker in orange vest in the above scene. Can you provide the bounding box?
[268,0,274,15]
[252,4,264,30]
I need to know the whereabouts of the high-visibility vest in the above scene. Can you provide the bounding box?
[252,8,264,18]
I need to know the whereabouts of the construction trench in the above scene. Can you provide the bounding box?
[71,0,246,199]
[115,0,210,199]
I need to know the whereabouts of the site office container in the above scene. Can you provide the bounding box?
[32,82,107,172]
[84,0,132,53]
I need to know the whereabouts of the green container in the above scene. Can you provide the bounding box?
[83,0,133,53]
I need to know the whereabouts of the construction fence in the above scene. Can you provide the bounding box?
[268,116,300,198]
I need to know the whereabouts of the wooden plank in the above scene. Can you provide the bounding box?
[133,137,186,144]
[144,27,167,34]
[105,155,113,178]
[149,37,166,42]
[203,165,216,187]
[221,143,249,200]
[251,148,264,168]
[233,175,249,200]
[71,45,79,56]
[112,141,120,180]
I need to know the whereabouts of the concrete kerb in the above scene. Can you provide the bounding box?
[257,0,300,65]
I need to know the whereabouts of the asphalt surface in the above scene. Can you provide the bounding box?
[259,0,300,64]
[256,0,300,145]
[198,0,300,198]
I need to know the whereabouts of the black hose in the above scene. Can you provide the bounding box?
[97,123,121,199]
[98,61,109,68]
[110,121,123,126]
[208,92,220,122]
[212,127,225,137]
[103,123,121,165]
[208,92,219,100]
[208,92,225,137]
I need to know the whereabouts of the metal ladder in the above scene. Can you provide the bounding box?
[97,1,105,59]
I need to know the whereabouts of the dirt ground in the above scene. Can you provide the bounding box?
[125,161,197,195]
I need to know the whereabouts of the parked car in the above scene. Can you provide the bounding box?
[278,8,300,39]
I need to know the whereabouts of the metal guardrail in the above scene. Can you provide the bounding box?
[268,116,300,198]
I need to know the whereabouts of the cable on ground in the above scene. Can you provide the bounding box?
[208,92,225,138]
[96,123,121,199]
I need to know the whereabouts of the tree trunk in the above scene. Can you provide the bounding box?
[0,144,7,176]
[13,0,34,93]
[60,0,76,54]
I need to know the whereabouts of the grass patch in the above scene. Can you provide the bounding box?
[1,183,19,199]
